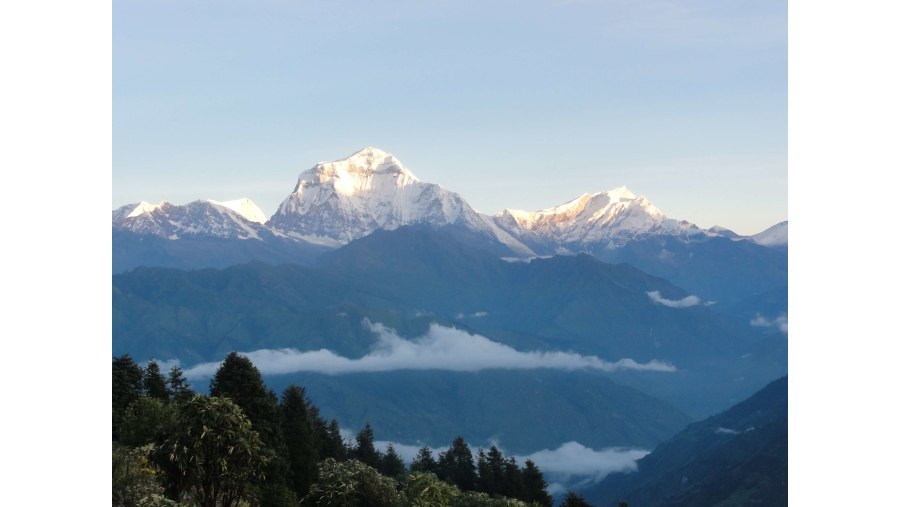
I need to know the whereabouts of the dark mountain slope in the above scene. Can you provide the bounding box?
[263,369,693,454]
[113,225,786,416]
[583,376,788,507]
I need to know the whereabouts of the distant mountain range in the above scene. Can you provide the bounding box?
[582,376,787,507]
[113,147,787,303]
[114,225,786,419]
[112,147,787,475]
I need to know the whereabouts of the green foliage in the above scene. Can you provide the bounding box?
[352,423,381,469]
[559,491,593,507]
[112,443,176,507]
[520,460,552,507]
[410,447,438,475]
[119,396,178,447]
[403,472,460,507]
[379,444,406,478]
[500,457,525,501]
[475,447,504,496]
[210,352,290,497]
[437,437,477,492]
[451,491,529,507]
[166,365,194,403]
[302,458,404,507]
[113,354,144,440]
[321,419,347,461]
[281,384,321,497]
[166,396,273,507]
[144,360,169,401]
[210,352,284,450]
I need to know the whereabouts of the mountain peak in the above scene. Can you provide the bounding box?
[207,198,268,224]
[294,147,419,196]
[599,185,636,201]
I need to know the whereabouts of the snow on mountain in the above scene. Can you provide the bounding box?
[112,199,272,240]
[751,221,788,247]
[111,148,777,261]
[207,198,268,224]
[493,186,706,251]
[707,225,744,240]
[268,147,535,255]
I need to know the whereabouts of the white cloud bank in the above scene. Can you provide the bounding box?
[751,313,788,334]
[183,321,675,379]
[365,437,648,494]
[646,290,702,308]
[518,442,649,492]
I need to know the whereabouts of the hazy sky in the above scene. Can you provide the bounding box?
[113,0,786,235]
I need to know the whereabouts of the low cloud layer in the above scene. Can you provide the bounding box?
[455,311,488,319]
[518,442,649,491]
[183,321,675,379]
[361,436,648,494]
[646,290,702,308]
[751,313,788,334]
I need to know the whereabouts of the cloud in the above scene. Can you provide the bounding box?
[353,436,648,493]
[646,290,702,308]
[517,442,649,489]
[751,313,788,334]
[183,321,676,379]
[142,358,181,372]
[456,311,489,319]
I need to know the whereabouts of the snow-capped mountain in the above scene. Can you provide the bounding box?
[112,199,272,240]
[111,147,786,298]
[751,221,788,247]
[707,225,743,239]
[493,186,707,254]
[267,147,533,254]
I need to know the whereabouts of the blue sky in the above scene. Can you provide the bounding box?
[113,0,786,235]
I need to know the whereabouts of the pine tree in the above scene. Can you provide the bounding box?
[501,456,526,500]
[353,422,381,468]
[209,352,289,500]
[143,360,169,401]
[410,446,438,474]
[437,436,477,491]
[209,352,284,451]
[280,385,320,497]
[560,491,595,507]
[379,443,406,478]
[166,365,195,403]
[112,354,144,440]
[522,459,553,506]
[323,419,346,460]
[478,445,506,495]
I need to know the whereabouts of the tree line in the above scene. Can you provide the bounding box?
[112,352,599,507]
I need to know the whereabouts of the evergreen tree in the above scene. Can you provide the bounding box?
[410,446,438,474]
[166,365,194,403]
[118,396,177,447]
[112,354,144,440]
[280,385,320,497]
[143,360,169,401]
[379,443,405,478]
[480,446,505,495]
[475,449,493,494]
[323,419,346,460]
[353,422,381,468]
[501,456,526,500]
[209,352,284,452]
[209,352,289,503]
[522,459,553,506]
[437,436,477,491]
[560,491,595,507]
